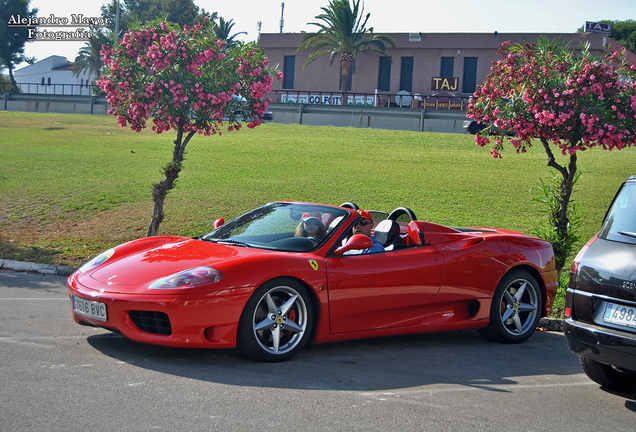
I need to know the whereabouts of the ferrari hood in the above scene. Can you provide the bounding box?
[88,237,256,290]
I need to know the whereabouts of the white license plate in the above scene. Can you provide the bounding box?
[73,295,107,322]
[603,302,636,329]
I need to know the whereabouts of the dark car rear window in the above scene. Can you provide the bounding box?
[599,181,636,245]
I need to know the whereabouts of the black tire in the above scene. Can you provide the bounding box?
[479,269,542,343]
[236,278,313,362]
[579,356,636,390]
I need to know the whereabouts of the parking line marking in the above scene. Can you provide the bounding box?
[0,298,69,300]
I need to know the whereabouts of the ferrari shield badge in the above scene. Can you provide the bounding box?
[308,260,319,271]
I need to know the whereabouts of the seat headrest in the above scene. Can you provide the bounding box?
[374,219,400,245]
[327,216,344,234]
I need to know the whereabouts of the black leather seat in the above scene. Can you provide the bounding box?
[374,219,400,248]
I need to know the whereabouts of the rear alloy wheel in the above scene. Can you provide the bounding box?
[237,278,313,362]
[479,270,542,343]
[579,356,636,390]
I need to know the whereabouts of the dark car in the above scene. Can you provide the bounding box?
[564,175,636,390]
[463,119,489,134]
[463,118,515,135]
[224,94,273,123]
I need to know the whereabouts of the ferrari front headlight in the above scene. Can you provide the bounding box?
[79,249,115,273]
[148,267,223,290]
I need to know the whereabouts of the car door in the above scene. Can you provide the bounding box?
[325,246,445,334]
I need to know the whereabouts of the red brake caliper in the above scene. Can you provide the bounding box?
[287,309,297,336]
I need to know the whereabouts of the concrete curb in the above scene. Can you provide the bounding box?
[538,317,564,332]
[0,259,77,277]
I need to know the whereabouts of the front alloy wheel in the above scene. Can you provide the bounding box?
[480,270,542,343]
[237,278,313,362]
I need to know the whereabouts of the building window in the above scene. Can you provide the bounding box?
[462,57,478,94]
[41,77,45,85]
[47,77,51,86]
[441,57,454,77]
[399,57,413,92]
[283,56,295,89]
[378,57,391,92]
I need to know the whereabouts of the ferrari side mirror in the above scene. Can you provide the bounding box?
[333,234,373,256]
[214,217,225,229]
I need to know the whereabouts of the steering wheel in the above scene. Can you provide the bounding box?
[307,236,320,245]
[387,207,418,221]
[340,202,359,210]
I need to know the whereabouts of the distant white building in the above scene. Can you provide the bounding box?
[14,55,93,95]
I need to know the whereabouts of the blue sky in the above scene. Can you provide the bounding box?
[16,0,636,69]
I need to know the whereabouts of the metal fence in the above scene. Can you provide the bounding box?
[3,84,470,110]
[1,82,100,96]
[267,90,471,110]
[1,92,110,115]
[1,90,470,133]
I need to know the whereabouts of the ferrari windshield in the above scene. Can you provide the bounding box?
[201,202,350,252]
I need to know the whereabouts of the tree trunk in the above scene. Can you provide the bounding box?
[340,58,351,106]
[556,153,577,240]
[540,137,578,276]
[146,124,197,237]
[8,67,19,93]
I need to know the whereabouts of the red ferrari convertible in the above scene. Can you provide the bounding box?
[68,201,558,362]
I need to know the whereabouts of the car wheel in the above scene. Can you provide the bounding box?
[479,269,542,343]
[237,278,313,362]
[579,356,636,390]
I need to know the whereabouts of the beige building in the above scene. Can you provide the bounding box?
[260,31,615,107]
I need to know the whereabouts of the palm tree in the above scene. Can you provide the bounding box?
[213,17,247,48]
[297,0,396,105]
[72,30,112,84]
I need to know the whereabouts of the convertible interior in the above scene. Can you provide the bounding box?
[204,201,475,253]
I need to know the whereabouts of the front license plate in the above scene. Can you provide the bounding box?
[603,302,636,329]
[73,295,107,322]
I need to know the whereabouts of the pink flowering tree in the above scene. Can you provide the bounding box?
[467,37,636,273]
[98,19,282,236]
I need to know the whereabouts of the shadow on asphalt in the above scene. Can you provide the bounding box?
[601,388,636,408]
[87,328,584,392]
[0,270,67,292]
[625,400,636,412]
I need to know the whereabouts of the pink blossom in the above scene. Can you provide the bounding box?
[466,39,636,158]
[99,20,278,137]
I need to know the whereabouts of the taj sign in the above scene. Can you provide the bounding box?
[585,21,612,35]
[431,77,459,92]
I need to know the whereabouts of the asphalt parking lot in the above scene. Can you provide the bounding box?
[1,270,635,431]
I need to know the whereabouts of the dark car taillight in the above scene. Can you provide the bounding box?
[564,289,574,318]
[571,233,599,274]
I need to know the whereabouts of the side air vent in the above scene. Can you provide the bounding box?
[129,311,172,335]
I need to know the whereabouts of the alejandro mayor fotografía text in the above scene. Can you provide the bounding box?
[7,14,112,41]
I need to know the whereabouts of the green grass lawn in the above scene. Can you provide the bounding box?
[1,110,635,278]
